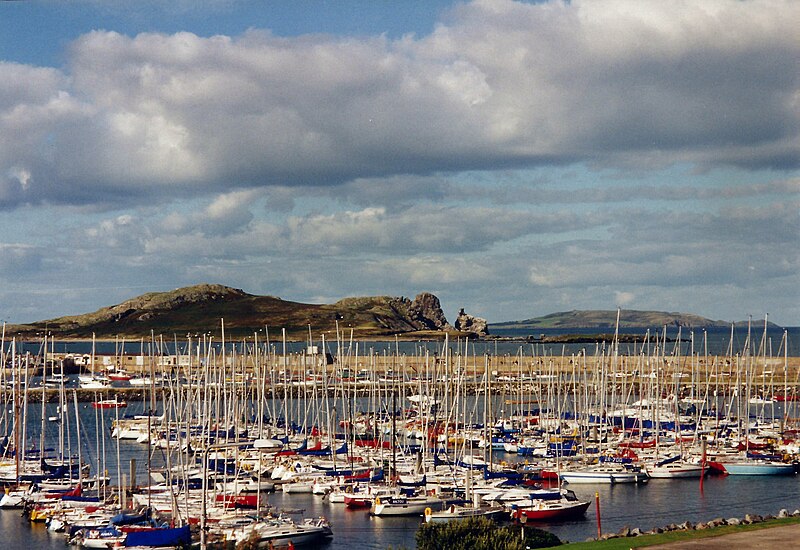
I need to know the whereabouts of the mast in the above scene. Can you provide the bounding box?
[391,385,397,482]
[13,339,20,488]
[72,390,83,488]
[282,328,289,439]
[40,334,47,471]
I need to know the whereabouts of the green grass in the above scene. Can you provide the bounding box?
[560,516,800,549]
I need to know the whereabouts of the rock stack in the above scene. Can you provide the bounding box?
[454,308,489,336]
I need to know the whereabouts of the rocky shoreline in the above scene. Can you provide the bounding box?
[594,508,800,542]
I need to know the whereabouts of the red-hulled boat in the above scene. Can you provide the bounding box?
[772,394,800,402]
[215,493,258,509]
[343,494,373,509]
[91,399,127,409]
[509,489,591,522]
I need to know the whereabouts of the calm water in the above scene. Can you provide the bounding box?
[2,463,799,549]
[14,326,800,358]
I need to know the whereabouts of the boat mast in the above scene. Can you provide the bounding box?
[13,339,20,488]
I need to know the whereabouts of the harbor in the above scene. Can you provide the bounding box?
[1,324,799,548]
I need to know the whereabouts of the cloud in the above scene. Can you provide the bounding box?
[200,189,260,235]
[0,1,796,209]
[285,205,590,254]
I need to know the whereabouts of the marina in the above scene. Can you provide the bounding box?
[1,324,799,548]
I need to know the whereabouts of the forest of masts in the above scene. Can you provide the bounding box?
[3,322,798,410]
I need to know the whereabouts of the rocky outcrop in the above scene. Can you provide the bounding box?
[407,293,451,331]
[454,308,489,336]
[375,293,451,332]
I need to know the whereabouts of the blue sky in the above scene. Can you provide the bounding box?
[1,0,798,327]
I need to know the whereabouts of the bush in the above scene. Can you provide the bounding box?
[415,517,561,550]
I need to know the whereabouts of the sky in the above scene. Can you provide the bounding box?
[0,0,798,327]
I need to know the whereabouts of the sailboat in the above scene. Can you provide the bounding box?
[559,463,649,484]
[646,455,706,479]
[424,502,506,523]
[714,318,794,477]
[507,488,591,522]
[370,492,444,516]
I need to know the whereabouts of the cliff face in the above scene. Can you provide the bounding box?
[334,292,451,333]
[404,292,451,331]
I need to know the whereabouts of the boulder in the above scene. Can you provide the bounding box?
[727,518,740,526]
[744,514,762,524]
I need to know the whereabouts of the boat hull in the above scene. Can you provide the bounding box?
[719,462,795,476]
[425,506,506,523]
[560,469,648,484]
[647,463,706,479]
[371,496,442,516]
[91,400,127,409]
[343,495,372,509]
[512,500,591,521]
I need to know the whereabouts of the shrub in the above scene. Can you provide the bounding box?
[415,517,561,550]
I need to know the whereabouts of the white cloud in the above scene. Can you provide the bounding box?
[285,205,577,254]
[0,1,795,208]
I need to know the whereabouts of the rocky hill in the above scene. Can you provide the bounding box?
[7,284,472,340]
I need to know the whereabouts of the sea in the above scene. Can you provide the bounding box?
[12,325,800,358]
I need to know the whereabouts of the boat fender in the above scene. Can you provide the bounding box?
[375,497,381,506]
[424,507,432,517]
